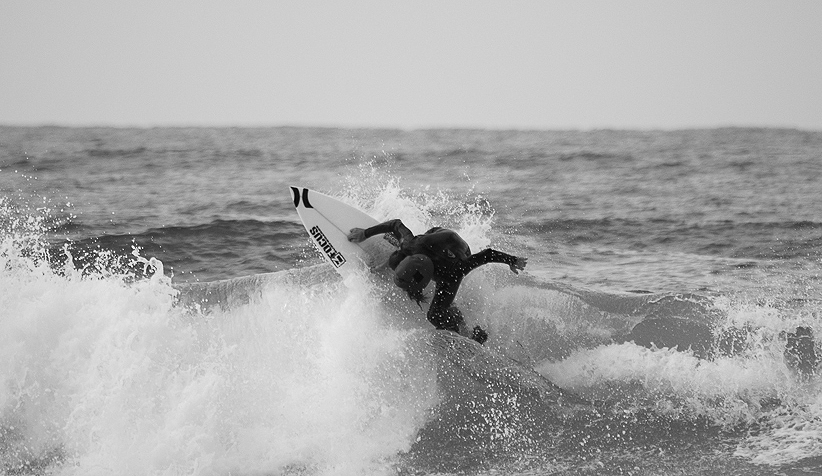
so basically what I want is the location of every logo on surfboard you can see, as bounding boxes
[310,225,346,268]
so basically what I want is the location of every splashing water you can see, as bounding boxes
[1,192,445,475]
[4,167,822,475]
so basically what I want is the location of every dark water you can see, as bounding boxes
[1,126,822,475]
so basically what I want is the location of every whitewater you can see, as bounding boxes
[1,126,822,475]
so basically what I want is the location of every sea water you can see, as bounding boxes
[1,126,822,475]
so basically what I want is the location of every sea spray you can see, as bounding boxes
[1,233,181,473]
[1,210,441,475]
[337,163,495,252]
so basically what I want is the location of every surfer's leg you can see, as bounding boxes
[427,279,488,344]
[428,279,462,332]
[437,307,488,344]
[430,306,464,333]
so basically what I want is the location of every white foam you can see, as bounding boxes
[735,390,822,465]
[0,236,440,475]
[538,342,790,428]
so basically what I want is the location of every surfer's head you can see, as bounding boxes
[393,254,434,294]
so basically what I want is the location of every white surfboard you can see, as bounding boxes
[290,186,397,276]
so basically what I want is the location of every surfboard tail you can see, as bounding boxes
[287,186,393,274]
[290,186,314,209]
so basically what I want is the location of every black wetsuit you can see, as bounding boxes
[361,219,518,332]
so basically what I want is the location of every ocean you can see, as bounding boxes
[1,126,821,475]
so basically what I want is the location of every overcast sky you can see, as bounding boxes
[2,1,821,130]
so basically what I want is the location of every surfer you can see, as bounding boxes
[348,219,527,344]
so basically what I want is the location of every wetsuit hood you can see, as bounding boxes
[393,254,434,292]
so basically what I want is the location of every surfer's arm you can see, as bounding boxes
[349,219,414,244]
[466,249,527,274]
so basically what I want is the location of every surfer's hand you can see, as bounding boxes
[510,256,527,274]
[348,228,366,243]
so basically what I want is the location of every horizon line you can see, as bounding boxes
[2,121,820,133]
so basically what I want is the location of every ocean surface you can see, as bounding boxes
[1,126,822,475]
